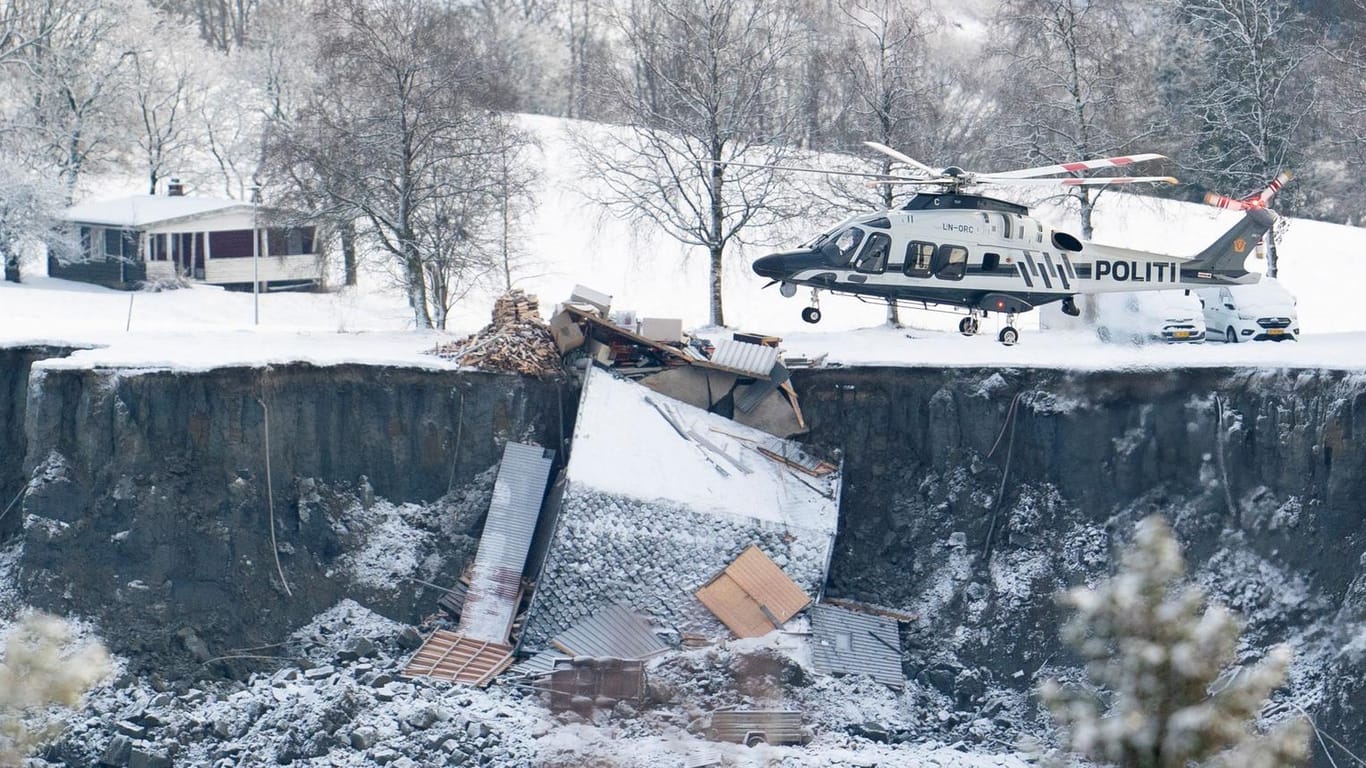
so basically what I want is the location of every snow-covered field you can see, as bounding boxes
[3,113,1365,371]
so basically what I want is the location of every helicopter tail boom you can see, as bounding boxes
[1179,208,1277,283]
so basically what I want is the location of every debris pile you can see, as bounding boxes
[429,289,562,377]
[551,284,809,437]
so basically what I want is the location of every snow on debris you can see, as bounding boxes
[564,368,839,530]
[521,369,840,647]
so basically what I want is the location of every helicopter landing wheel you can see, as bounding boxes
[958,315,979,336]
[801,307,822,324]
[998,327,1019,346]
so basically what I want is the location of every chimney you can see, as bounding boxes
[167,178,185,197]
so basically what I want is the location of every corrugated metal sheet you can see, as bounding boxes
[708,339,780,378]
[507,649,566,679]
[708,709,807,745]
[808,604,904,689]
[549,604,669,660]
[695,546,811,638]
[734,363,791,414]
[401,631,514,686]
[459,442,555,644]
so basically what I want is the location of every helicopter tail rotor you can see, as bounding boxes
[1202,170,1293,211]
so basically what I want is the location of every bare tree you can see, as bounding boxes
[991,0,1163,239]
[575,0,804,327]
[0,159,78,282]
[1158,0,1319,266]
[9,0,145,200]
[283,0,523,328]
[129,16,205,194]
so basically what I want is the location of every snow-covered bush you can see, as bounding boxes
[1040,516,1308,768]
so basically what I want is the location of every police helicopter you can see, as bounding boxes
[743,142,1276,345]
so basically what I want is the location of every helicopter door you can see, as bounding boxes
[932,244,968,280]
[853,232,891,274]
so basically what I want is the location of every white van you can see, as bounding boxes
[1043,291,1205,344]
[1195,278,1299,343]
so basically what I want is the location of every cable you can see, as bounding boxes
[983,392,1023,561]
[258,377,292,598]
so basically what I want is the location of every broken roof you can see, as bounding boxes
[695,545,812,638]
[808,604,905,689]
[401,631,514,687]
[565,369,839,529]
[550,603,669,659]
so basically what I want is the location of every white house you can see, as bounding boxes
[55,186,324,290]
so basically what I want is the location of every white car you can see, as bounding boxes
[1093,290,1206,344]
[1195,278,1299,343]
[1040,290,1206,344]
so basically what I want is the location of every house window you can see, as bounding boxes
[79,226,93,258]
[209,229,256,259]
[834,632,852,653]
[267,227,317,255]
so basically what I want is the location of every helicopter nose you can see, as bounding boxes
[753,252,790,279]
[753,249,823,280]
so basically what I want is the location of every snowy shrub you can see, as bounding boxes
[0,612,110,764]
[1039,516,1308,768]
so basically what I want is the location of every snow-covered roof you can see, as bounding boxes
[564,369,840,527]
[519,369,841,647]
[63,195,251,227]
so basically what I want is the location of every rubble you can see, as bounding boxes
[428,290,563,377]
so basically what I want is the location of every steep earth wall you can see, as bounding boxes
[10,357,573,677]
[4,350,1365,756]
[792,366,1366,753]
[0,346,76,538]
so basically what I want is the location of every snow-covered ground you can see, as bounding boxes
[3,113,1365,372]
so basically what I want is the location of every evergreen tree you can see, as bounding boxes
[1040,516,1308,768]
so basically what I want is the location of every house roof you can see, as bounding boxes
[808,603,905,689]
[695,545,812,638]
[549,603,670,660]
[458,442,555,644]
[63,195,252,228]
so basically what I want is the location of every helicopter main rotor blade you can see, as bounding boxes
[862,141,939,177]
[704,158,911,181]
[980,175,1178,187]
[984,153,1167,180]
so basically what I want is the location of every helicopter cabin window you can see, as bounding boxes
[903,241,936,277]
[833,227,866,265]
[854,232,891,274]
[982,252,1000,271]
[933,244,968,280]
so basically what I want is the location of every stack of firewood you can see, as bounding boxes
[428,290,563,377]
[491,290,539,324]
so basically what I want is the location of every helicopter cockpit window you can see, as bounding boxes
[832,227,865,265]
[904,241,936,277]
[933,244,968,280]
[853,232,891,274]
